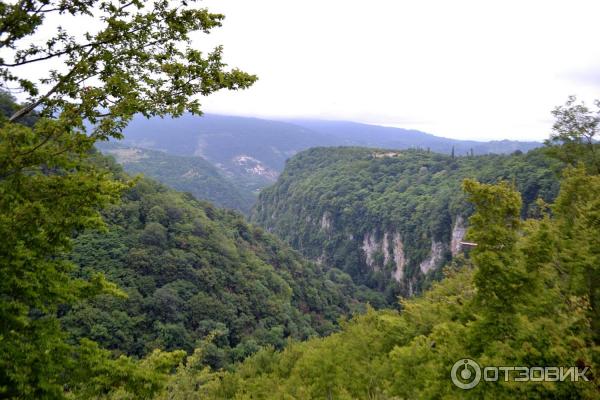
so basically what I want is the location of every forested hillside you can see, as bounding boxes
[62,157,380,369]
[253,147,560,302]
[2,1,599,398]
[98,143,256,213]
[172,139,600,399]
[119,114,543,193]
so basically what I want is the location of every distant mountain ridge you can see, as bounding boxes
[117,113,543,196]
[117,114,336,193]
[285,119,542,155]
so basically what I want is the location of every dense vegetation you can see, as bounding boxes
[0,0,257,397]
[1,1,599,398]
[98,142,256,213]
[63,159,378,368]
[169,144,600,399]
[253,147,561,302]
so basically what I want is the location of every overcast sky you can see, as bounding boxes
[196,0,600,141]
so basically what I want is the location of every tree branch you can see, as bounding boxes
[9,48,94,123]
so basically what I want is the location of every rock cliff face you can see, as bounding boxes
[261,198,473,299]
[320,211,333,232]
[359,230,414,284]
[355,215,468,287]
[361,231,407,279]
[361,231,380,271]
[308,208,479,299]
[450,215,467,256]
[390,233,406,282]
[419,240,444,274]
[360,228,449,284]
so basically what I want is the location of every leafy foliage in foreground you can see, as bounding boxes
[1,0,257,393]
[170,167,599,399]
[63,169,380,369]
[0,90,372,398]
[252,147,560,302]
[0,97,185,399]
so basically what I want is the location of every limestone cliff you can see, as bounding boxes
[361,231,406,282]
[419,240,444,274]
[450,215,467,256]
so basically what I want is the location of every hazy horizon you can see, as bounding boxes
[8,0,600,142]
[198,0,600,142]
[198,112,543,143]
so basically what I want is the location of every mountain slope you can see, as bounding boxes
[63,162,382,369]
[179,165,599,400]
[287,119,542,155]
[118,114,337,192]
[98,143,255,214]
[119,114,542,193]
[251,147,560,302]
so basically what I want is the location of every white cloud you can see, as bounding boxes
[198,0,600,141]
[6,1,600,141]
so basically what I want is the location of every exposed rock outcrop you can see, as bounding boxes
[362,231,406,281]
[181,168,201,178]
[391,233,406,282]
[105,147,148,163]
[362,231,379,270]
[382,232,390,265]
[450,215,467,256]
[419,240,444,274]
[320,211,332,232]
[232,155,278,180]
[373,151,401,158]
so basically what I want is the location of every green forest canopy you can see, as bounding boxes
[0,0,256,397]
[174,152,600,400]
[1,0,599,397]
[252,146,561,302]
[64,156,380,369]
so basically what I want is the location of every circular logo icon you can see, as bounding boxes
[451,359,481,390]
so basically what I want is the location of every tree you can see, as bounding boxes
[552,167,600,344]
[544,95,600,173]
[0,0,256,137]
[0,1,256,398]
[462,179,525,342]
